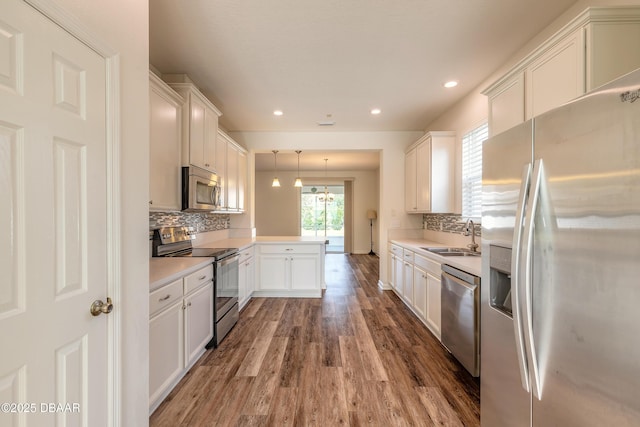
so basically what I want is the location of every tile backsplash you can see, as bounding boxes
[423,213,481,236]
[149,211,231,233]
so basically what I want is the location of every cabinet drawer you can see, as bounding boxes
[239,245,254,262]
[150,279,183,317]
[390,244,403,257]
[184,264,213,295]
[414,254,441,277]
[259,244,321,255]
[403,250,414,263]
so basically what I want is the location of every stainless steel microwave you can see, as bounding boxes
[181,166,221,212]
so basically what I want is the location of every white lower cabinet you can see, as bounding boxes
[149,264,214,414]
[149,299,184,410]
[389,246,443,341]
[393,253,404,297]
[238,246,255,309]
[403,261,414,305]
[413,264,428,320]
[255,244,323,297]
[184,282,214,367]
[258,255,288,290]
[388,251,396,291]
[425,271,442,340]
[416,253,442,340]
[291,255,320,290]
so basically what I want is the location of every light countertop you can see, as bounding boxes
[194,236,326,250]
[150,236,327,292]
[390,238,482,277]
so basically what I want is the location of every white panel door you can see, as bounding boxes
[0,1,110,426]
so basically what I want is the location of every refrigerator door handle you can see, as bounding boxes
[521,158,544,400]
[510,162,532,393]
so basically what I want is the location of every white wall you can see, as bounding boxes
[231,131,424,283]
[53,0,150,425]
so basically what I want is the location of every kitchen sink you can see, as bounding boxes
[421,247,481,257]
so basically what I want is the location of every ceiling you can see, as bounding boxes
[150,0,577,134]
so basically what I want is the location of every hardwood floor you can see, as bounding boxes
[150,254,480,426]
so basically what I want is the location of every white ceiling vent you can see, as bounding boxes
[317,114,335,126]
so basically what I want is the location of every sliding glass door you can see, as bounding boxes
[301,185,344,253]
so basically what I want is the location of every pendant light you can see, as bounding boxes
[318,158,335,203]
[294,150,303,187]
[271,150,280,187]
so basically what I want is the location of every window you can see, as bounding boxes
[461,122,488,218]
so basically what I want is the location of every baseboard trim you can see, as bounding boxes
[251,290,322,298]
[378,280,391,290]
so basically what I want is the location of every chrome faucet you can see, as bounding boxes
[464,219,479,252]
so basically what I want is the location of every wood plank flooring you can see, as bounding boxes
[150,254,480,426]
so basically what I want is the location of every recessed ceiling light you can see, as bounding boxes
[444,81,458,88]
[371,108,382,115]
[273,110,283,116]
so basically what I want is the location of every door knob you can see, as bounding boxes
[90,297,113,316]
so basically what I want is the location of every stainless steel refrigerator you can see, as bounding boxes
[481,68,640,426]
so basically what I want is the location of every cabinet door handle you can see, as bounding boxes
[159,294,171,302]
[198,275,207,280]
[285,248,293,251]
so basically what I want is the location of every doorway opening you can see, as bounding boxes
[301,184,344,253]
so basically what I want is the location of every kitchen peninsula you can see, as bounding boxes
[150,235,326,304]
[203,236,327,298]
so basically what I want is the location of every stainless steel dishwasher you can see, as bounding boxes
[441,264,480,377]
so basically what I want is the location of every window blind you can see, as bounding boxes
[461,122,488,218]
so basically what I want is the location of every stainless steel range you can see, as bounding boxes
[152,226,239,348]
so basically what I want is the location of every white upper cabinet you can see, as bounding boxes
[238,149,247,212]
[216,129,247,213]
[486,72,525,137]
[164,74,223,173]
[404,147,417,212]
[526,27,584,119]
[149,71,184,211]
[484,6,640,136]
[405,131,455,214]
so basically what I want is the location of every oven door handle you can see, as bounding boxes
[217,253,240,267]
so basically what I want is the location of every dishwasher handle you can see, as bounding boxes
[442,271,478,294]
[441,264,480,285]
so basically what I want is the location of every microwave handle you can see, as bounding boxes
[212,184,221,207]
